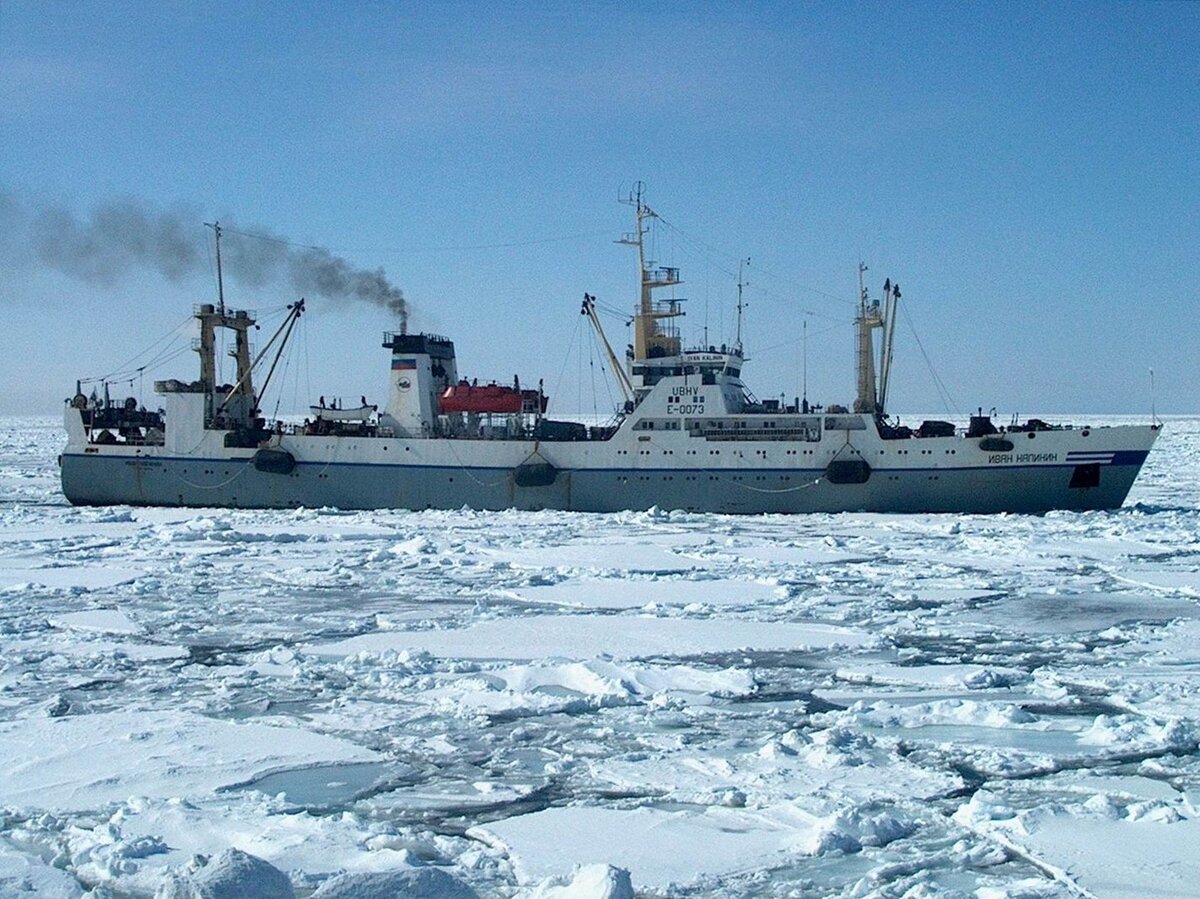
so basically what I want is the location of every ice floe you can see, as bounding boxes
[503,576,784,610]
[311,614,870,661]
[0,709,377,812]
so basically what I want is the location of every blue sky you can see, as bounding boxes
[1,1,1196,417]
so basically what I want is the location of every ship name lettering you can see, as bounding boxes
[988,452,1060,464]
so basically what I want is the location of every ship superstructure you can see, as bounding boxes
[61,193,1159,514]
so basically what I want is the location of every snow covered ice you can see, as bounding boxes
[1,415,1198,897]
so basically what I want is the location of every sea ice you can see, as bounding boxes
[504,577,783,610]
[309,866,479,898]
[0,414,1197,896]
[956,788,1200,898]
[48,607,142,634]
[0,840,83,897]
[154,848,294,899]
[0,709,378,812]
[311,614,870,661]
[475,801,914,890]
[524,864,633,899]
[0,563,145,590]
[480,540,708,574]
[472,805,798,889]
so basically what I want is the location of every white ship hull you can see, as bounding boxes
[61,413,1157,514]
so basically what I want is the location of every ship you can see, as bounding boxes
[61,190,1159,514]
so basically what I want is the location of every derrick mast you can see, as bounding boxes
[854,263,883,414]
[195,305,257,426]
[196,221,257,427]
[853,264,901,417]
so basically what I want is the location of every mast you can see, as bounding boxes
[851,268,900,417]
[853,262,884,414]
[195,221,256,426]
[735,258,750,353]
[618,183,683,362]
[204,221,226,316]
[801,318,809,413]
[877,279,900,415]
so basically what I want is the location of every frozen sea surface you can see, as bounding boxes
[1,415,1198,897]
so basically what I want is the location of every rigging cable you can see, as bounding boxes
[289,313,305,420]
[551,312,583,414]
[219,225,611,255]
[443,438,510,488]
[900,303,959,416]
[302,311,312,419]
[753,321,845,357]
[171,462,254,491]
[271,320,299,422]
[86,313,193,384]
[590,326,617,416]
[591,298,630,321]
[86,341,196,388]
[654,213,855,308]
[588,328,598,419]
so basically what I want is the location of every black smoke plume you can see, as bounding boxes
[0,192,407,329]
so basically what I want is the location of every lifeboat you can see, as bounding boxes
[310,403,376,422]
[440,381,548,414]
